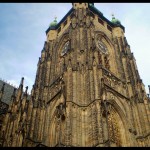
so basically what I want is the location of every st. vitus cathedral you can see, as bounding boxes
[0,3,150,147]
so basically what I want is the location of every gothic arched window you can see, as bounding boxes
[61,41,70,57]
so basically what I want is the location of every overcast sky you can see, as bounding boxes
[0,3,149,94]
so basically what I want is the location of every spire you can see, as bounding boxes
[19,77,24,89]
[49,16,57,27]
[23,86,28,97]
[111,13,121,26]
[38,57,41,66]
[11,88,17,102]
[21,86,28,112]
[31,85,35,97]
[42,41,47,52]
[112,13,115,19]
[16,77,24,102]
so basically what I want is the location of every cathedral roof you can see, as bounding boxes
[0,79,15,105]
[0,79,31,105]
[46,3,125,34]
[0,80,15,104]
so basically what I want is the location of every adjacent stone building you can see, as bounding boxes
[0,80,16,138]
[0,3,150,147]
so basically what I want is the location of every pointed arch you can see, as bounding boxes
[105,99,131,146]
[106,90,133,130]
[94,31,114,50]
[57,33,70,51]
[94,31,118,74]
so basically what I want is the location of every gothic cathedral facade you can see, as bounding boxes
[0,3,150,147]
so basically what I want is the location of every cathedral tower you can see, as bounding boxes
[1,3,150,147]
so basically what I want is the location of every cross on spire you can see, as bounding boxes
[111,13,115,19]
[54,16,57,21]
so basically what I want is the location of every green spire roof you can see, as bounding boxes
[111,14,121,26]
[50,17,57,27]
[89,3,94,6]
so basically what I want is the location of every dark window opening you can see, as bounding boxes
[104,56,110,70]
[98,18,104,25]
[58,27,61,33]
[64,20,67,27]
[98,51,102,65]
[107,25,112,32]
[70,13,74,19]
